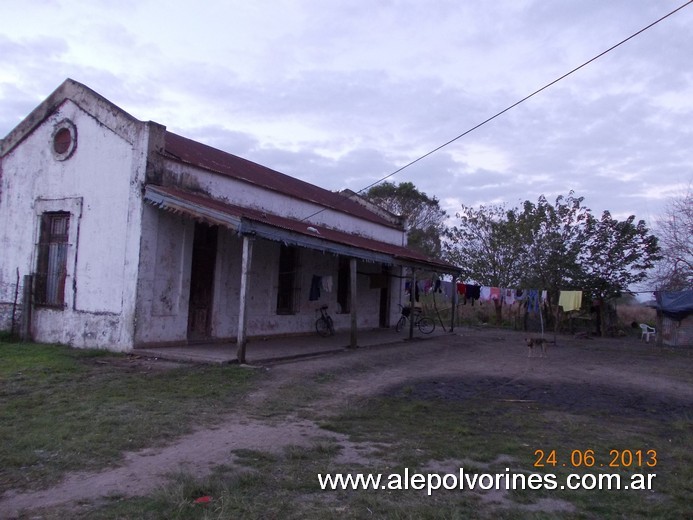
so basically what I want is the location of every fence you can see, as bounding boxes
[0,272,32,340]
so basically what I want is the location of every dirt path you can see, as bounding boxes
[1,329,691,517]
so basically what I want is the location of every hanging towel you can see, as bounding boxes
[480,286,492,301]
[322,275,333,293]
[559,291,583,312]
[490,287,501,301]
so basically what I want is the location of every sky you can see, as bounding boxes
[1,0,691,229]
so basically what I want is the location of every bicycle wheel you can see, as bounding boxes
[417,317,435,334]
[395,316,407,332]
[326,316,335,335]
[316,317,331,337]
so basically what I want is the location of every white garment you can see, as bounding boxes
[322,276,333,293]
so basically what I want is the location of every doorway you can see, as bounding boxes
[378,266,391,327]
[187,222,218,339]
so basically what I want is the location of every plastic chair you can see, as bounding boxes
[639,324,656,342]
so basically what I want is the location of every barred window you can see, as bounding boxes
[35,212,70,307]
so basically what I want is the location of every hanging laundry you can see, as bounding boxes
[457,282,467,295]
[490,287,501,301]
[559,290,583,312]
[466,285,481,301]
[503,288,515,306]
[406,281,421,301]
[526,289,541,313]
[322,275,333,293]
[480,286,492,301]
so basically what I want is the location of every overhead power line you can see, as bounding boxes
[301,0,692,222]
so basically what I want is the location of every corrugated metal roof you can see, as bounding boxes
[163,131,399,229]
[145,185,459,273]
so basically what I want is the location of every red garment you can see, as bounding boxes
[457,283,467,295]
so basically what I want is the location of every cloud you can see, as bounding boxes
[1,0,691,230]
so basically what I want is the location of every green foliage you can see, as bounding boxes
[443,204,523,286]
[513,193,589,297]
[580,211,661,300]
[365,181,447,257]
[443,192,661,311]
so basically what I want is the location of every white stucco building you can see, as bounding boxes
[0,79,456,356]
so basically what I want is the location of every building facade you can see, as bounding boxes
[0,79,455,352]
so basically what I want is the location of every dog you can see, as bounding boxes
[525,337,550,358]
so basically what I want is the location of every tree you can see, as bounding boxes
[443,204,524,324]
[578,211,660,335]
[514,193,590,306]
[580,212,661,301]
[650,186,693,290]
[443,192,660,335]
[364,181,447,257]
[443,204,523,287]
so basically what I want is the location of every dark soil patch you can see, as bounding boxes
[387,376,692,420]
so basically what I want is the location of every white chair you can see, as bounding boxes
[639,324,656,342]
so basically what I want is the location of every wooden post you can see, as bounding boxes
[409,269,416,339]
[20,274,32,342]
[449,282,456,332]
[236,235,254,364]
[349,257,358,348]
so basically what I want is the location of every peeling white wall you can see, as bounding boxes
[134,209,399,346]
[128,153,410,346]
[0,99,148,350]
[162,161,405,245]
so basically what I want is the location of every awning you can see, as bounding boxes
[144,184,459,273]
[654,290,693,321]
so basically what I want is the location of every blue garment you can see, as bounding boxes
[526,289,540,313]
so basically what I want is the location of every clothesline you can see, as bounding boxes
[408,280,585,312]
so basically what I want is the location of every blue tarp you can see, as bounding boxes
[654,290,693,321]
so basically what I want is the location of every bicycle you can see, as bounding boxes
[315,305,335,337]
[395,304,435,334]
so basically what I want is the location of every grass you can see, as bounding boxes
[35,381,692,519]
[45,395,692,519]
[3,338,691,519]
[0,341,259,492]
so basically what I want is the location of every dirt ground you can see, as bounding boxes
[1,328,691,517]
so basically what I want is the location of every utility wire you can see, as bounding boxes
[301,0,693,222]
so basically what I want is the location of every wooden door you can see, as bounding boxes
[187,223,218,339]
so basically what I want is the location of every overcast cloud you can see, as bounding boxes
[1,0,691,226]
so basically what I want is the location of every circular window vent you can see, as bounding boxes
[51,120,77,160]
